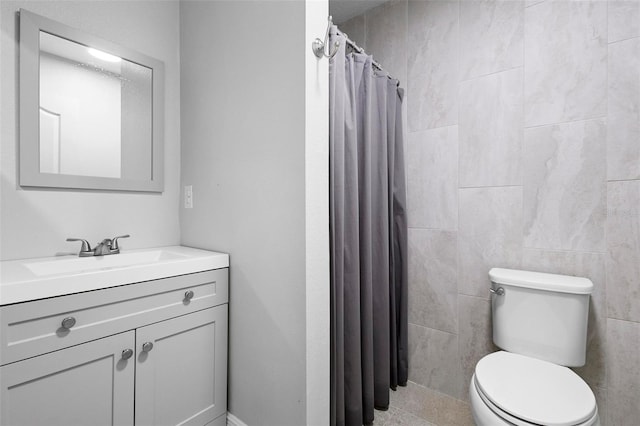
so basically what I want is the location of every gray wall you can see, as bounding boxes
[0,0,182,260]
[179,1,308,425]
[341,1,640,425]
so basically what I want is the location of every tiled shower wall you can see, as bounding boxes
[339,1,640,424]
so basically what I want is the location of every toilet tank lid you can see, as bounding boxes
[489,268,594,295]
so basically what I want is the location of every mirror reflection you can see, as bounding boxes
[38,31,153,180]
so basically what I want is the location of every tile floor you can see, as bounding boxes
[371,381,474,426]
[372,406,435,426]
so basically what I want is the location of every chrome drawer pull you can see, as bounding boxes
[121,349,133,360]
[489,287,505,296]
[142,342,154,353]
[61,316,76,329]
[184,290,195,301]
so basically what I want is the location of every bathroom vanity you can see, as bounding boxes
[0,246,229,426]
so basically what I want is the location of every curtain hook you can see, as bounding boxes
[313,16,340,59]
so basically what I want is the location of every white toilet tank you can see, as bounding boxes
[489,268,593,367]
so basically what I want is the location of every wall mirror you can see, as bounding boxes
[19,9,164,192]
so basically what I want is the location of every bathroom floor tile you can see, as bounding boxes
[382,382,473,426]
[373,406,437,426]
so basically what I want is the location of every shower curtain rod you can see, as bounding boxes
[338,29,384,72]
[313,16,399,83]
[337,27,399,84]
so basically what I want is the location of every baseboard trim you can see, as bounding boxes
[227,413,248,426]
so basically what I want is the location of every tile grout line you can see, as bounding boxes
[523,114,608,131]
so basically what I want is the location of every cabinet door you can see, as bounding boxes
[135,306,228,426]
[0,331,135,426]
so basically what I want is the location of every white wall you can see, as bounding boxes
[305,1,330,424]
[180,1,328,424]
[1,1,330,422]
[0,0,181,260]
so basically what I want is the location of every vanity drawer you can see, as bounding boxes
[0,268,228,366]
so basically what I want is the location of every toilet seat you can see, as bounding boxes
[474,351,598,426]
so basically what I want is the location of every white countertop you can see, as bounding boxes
[0,246,229,305]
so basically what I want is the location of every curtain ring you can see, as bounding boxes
[312,16,340,59]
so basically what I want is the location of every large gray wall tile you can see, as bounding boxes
[408,229,458,334]
[458,295,496,402]
[608,38,640,181]
[407,126,458,229]
[408,324,463,399]
[458,186,523,299]
[366,0,407,86]
[459,68,523,187]
[525,0,545,8]
[592,386,608,426]
[608,0,640,43]
[523,119,606,252]
[522,249,607,389]
[607,319,640,426]
[408,0,459,131]
[524,0,607,127]
[459,0,523,80]
[606,180,640,322]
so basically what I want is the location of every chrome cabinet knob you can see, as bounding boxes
[142,342,154,353]
[121,349,133,360]
[489,287,505,296]
[61,316,76,329]
[184,290,195,301]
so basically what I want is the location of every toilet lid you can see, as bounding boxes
[475,351,596,426]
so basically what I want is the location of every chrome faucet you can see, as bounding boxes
[94,239,113,256]
[67,235,130,257]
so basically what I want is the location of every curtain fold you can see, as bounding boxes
[329,26,408,426]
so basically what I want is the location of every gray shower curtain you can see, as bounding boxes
[329,26,408,426]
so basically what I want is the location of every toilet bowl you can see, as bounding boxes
[469,351,599,426]
[470,269,599,426]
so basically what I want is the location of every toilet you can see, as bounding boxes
[469,268,599,426]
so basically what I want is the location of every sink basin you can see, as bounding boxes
[25,249,189,276]
[0,246,229,305]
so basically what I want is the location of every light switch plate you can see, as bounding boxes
[184,185,193,208]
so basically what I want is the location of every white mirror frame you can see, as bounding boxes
[19,9,164,192]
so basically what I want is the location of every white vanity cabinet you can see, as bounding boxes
[0,267,228,426]
[135,306,228,426]
[1,330,136,425]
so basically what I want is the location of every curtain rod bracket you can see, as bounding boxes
[313,16,339,59]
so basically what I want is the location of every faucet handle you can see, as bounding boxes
[66,238,92,253]
[111,234,130,250]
